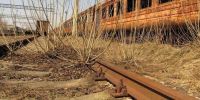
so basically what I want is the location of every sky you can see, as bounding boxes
[0,0,98,29]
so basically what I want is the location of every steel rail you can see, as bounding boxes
[91,61,197,100]
[0,36,39,58]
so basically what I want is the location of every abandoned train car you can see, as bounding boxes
[63,0,199,43]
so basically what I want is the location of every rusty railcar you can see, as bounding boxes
[63,0,199,43]
[100,0,199,29]
[63,5,98,35]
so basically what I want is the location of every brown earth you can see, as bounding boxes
[0,45,124,100]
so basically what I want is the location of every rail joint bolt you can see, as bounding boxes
[110,79,128,98]
[95,67,106,81]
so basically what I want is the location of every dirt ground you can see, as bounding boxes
[0,39,131,100]
[2,36,200,99]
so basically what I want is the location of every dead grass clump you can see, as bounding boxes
[62,36,112,64]
[192,67,200,80]
[45,45,79,61]
[72,37,200,96]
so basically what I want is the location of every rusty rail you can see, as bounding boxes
[0,36,39,58]
[91,61,196,100]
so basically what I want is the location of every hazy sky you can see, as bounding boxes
[0,0,97,29]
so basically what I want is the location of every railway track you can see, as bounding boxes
[0,35,197,99]
[91,61,197,100]
[0,36,38,58]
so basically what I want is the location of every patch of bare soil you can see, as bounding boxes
[0,46,113,100]
[3,46,89,81]
[0,80,111,100]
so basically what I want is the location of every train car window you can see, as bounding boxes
[159,0,172,4]
[93,8,95,21]
[141,0,152,9]
[85,15,87,22]
[109,4,114,17]
[77,19,80,24]
[127,0,136,12]
[83,15,86,22]
[102,7,107,19]
[117,1,123,15]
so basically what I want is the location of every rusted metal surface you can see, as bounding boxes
[110,79,129,98]
[101,0,199,30]
[95,67,107,81]
[100,0,199,30]
[91,61,197,100]
[0,36,38,58]
[62,0,199,34]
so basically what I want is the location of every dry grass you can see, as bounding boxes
[0,36,33,45]
[0,0,199,98]
[62,36,200,97]
[107,42,200,97]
